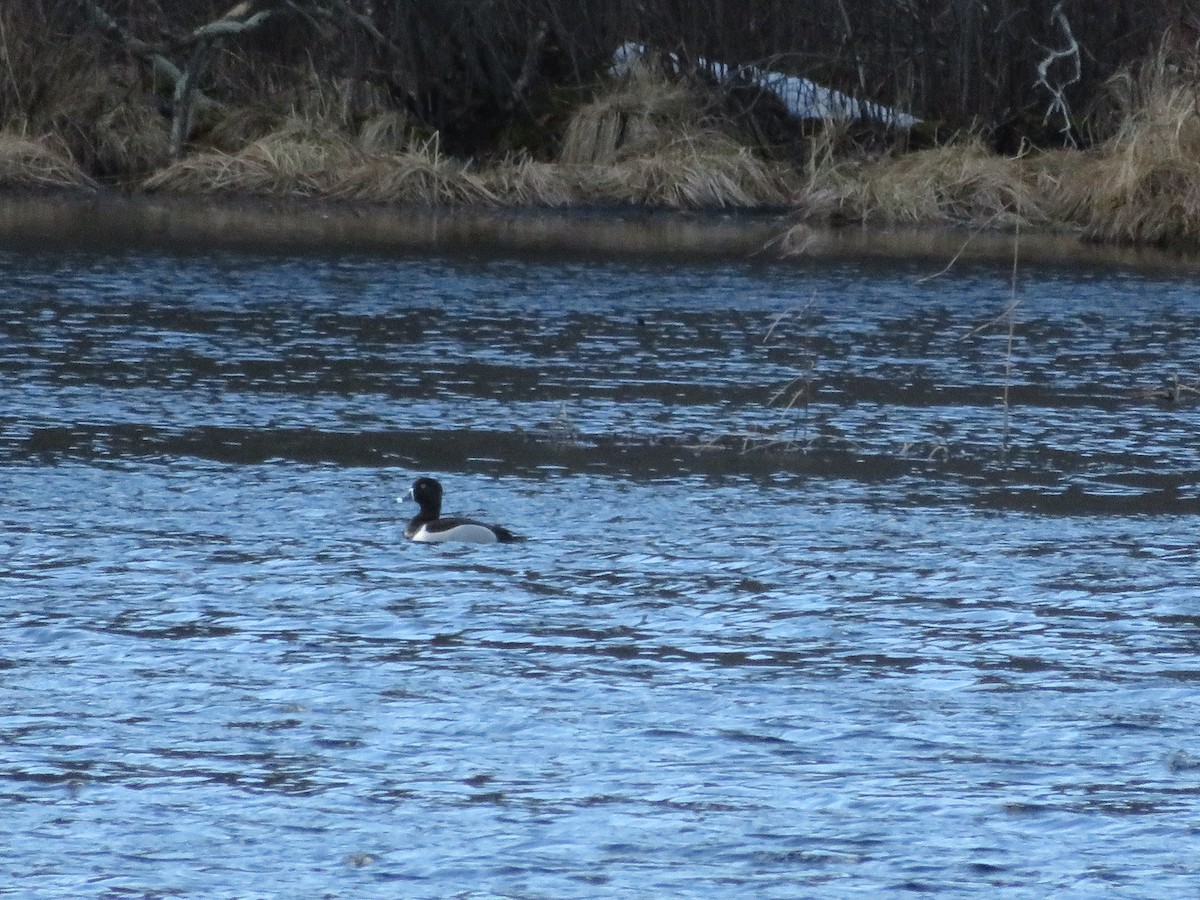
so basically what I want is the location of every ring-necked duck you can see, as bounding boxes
[402,476,517,544]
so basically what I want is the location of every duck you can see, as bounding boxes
[402,476,517,544]
[1130,373,1200,404]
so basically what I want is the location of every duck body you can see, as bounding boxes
[403,477,517,544]
[407,519,513,543]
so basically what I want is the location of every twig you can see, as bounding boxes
[960,292,1021,341]
[915,210,1007,284]
[762,295,815,344]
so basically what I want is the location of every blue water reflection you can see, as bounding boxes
[2,247,1200,896]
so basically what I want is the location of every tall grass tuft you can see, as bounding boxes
[0,3,168,178]
[1054,50,1200,245]
[145,118,494,205]
[481,155,576,206]
[0,134,94,189]
[801,138,1046,227]
[145,118,349,196]
[91,101,171,176]
[559,70,699,166]
[331,135,495,205]
[559,69,797,208]
[587,134,795,208]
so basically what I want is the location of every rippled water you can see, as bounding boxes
[4,239,1200,896]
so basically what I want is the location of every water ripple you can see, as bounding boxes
[3,249,1200,896]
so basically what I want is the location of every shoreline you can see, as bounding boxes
[4,188,1200,273]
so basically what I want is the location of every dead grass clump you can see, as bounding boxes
[202,106,285,154]
[559,68,796,208]
[145,118,359,196]
[0,3,185,180]
[0,5,106,131]
[190,72,397,157]
[559,71,699,165]
[1053,51,1200,245]
[357,112,414,155]
[147,120,494,205]
[289,74,395,134]
[481,156,577,206]
[92,100,170,176]
[584,134,796,208]
[331,137,495,205]
[802,138,1045,226]
[0,133,94,189]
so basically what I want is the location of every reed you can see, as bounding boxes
[757,299,819,453]
[1001,223,1020,453]
[1053,50,1200,245]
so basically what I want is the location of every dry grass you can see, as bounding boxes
[586,135,796,208]
[773,43,1200,249]
[0,6,106,132]
[91,100,170,176]
[1052,51,1200,245]
[331,136,495,205]
[480,155,576,206]
[801,138,1047,227]
[0,4,167,180]
[146,119,494,205]
[559,71,699,165]
[9,9,1200,248]
[147,70,798,209]
[0,133,94,189]
[202,106,285,154]
[145,119,349,196]
[558,69,797,208]
[358,112,414,155]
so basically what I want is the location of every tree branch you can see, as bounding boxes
[1034,3,1081,147]
[78,0,185,87]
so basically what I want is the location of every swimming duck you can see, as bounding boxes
[1131,373,1200,404]
[402,477,517,544]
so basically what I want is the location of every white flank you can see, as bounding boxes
[411,523,499,544]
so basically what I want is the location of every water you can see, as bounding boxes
[4,239,1200,897]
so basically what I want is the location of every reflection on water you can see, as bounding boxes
[3,242,1200,896]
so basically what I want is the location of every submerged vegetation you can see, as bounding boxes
[5,1,1200,247]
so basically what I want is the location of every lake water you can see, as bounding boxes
[3,231,1200,897]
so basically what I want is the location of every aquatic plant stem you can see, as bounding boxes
[1002,221,1020,453]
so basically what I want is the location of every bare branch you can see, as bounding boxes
[1034,3,1081,148]
[168,5,282,159]
[509,20,548,111]
[78,0,184,87]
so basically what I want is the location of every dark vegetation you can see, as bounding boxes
[3,1,1200,245]
[5,1,1184,160]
